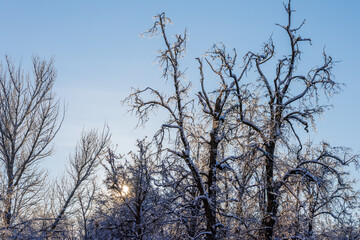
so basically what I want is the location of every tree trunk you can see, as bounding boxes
[205,119,220,240]
[261,142,278,240]
[4,190,12,227]
[3,170,14,228]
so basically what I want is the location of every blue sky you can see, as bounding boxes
[0,0,359,176]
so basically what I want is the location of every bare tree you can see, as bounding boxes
[0,56,62,236]
[126,13,232,239]
[209,1,358,238]
[46,128,110,237]
[124,1,359,239]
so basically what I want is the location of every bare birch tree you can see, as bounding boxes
[0,56,62,237]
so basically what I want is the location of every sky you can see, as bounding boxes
[0,0,359,177]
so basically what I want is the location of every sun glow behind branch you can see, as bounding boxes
[121,185,129,196]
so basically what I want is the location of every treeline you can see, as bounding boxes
[0,1,359,239]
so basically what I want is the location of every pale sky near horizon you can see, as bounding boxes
[0,0,359,177]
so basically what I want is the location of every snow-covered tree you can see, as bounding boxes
[125,1,359,239]
[89,139,165,239]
